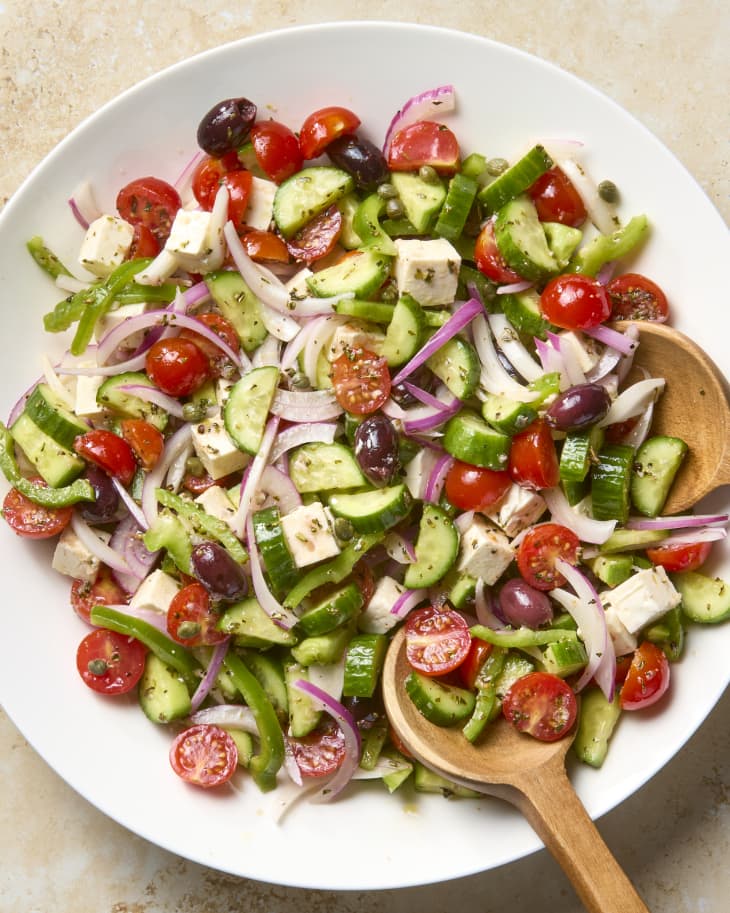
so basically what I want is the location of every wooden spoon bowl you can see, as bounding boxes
[383,628,651,913]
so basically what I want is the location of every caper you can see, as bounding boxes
[185,456,205,477]
[334,517,355,541]
[87,659,108,676]
[385,198,404,219]
[377,182,398,199]
[379,282,398,302]
[598,180,620,203]
[182,401,209,422]
[177,621,202,640]
[486,157,509,176]
[289,371,312,390]
[418,164,439,184]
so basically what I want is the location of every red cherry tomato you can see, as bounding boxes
[289,719,347,777]
[286,204,343,262]
[250,120,303,183]
[606,272,669,322]
[405,606,472,677]
[74,429,137,486]
[118,418,164,471]
[620,641,671,711]
[646,540,713,574]
[387,121,460,175]
[473,219,522,284]
[444,460,512,511]
[240,229,291,264]
[528,166,587,227]
[76,628,146,695]
[517,523,581,591]
[128,224,160,259]
[71,566,129,625]
[182,470,219,495]
[145,337,210,397]
[331,347,391,415]
[169,724,238,788]
[179,312,240,379]
[459,639,493,690]
[167,582,228,647]
[540,274,612,330]
[508,418,560,490]
[116,176,181,244]
[299,106,361,160]
[192,155,237,208]
[2,486,73,539]
[502,671,578,741]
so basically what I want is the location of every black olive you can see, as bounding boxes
[197,97,257,157]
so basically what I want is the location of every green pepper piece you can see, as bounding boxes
[644,605,685,661]
[115,281,179,306]
[283,532,384,609]
[0,422,95,507]
[569,215,649,277]
[353,194,398,256]
[359,716,389,771]
[143,510,193,575]
[222,652,285,792]
[27,236,72,280]
[470,624,579,649]
[155,488,247,565]
[44,287,99,333]
[462,646,507,743]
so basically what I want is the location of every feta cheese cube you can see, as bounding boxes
[601,566,682,635]
[165,209,214,272]
[392,238,461,307]
[191,411,249,480]
[51,526,111,584]
[286,267,314,301]
[326,321,385,361]
[603,604,638,656]
[404,448,440,500]
[456,516,514,585]
[129,569,181,615]
[280,502,341,568]
[195,485,237,530]
[244,176,276,231]
[484,483,547,537]
[79,215,134,278]
[74,372,105,421]
[359,575,406,634]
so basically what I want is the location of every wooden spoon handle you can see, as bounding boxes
[514,766,650,913]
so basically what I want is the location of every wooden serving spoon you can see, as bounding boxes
[614,320,730,514]
[382,627,650,913]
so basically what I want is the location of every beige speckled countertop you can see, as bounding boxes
[1,3,728,912]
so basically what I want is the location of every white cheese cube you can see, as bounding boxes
[359,575,406,634]
[558,331,602,375]
[404,448,440,500]
[74,373,105,421]
[244,176,277,231]
[51,526,111,584]
[286,267,314,301]
[392,238,461,307]
[195,485,237,530]
[95,302,148,348]
[79,215,134,278]
[165,209,214,272]
[191,411,249,480]
[603,604,638,657]
[280,502,341,568]
[601,566,682,635]
[484,483,547,538]
[129,569,181,615]
[326,321,385,361]
[456,516,514,585]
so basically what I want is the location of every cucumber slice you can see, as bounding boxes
[481,393,537,436]
[238,649,289,720]
[405,671,476,726]
[434,173,479,242]
[96,371,168,430]
[24,384,88,450]
[500,288,553,340]
[10,413,85,487]
[273,166,354,238]
[223,365,279,455]
[477,144,553,213]
[591,444,635,523]
[381,294,425,367]
[328,484,412,533]
[343,633,388,698]
[559,427,605,483]
[542,639,588,678]
[305,249,392,299]
[443,410,511,470]
[403,504,459,588]
[353,193,397,256]
[138,653,191,724]
[573,687,621,768]
[390,171,447,233]
[630,435,688,518]
[297,583,363,637]
[288,442,367,493]
[334,299,395,324]
[252,506,299,597]
[412,762,481,798]
[336,193,364,249]
[291,623,354,666]
[493,195,559,283]
[217,597,298,648]
[543,221,583,268]
[671,571,730,624]
[425,336,480,400]
[284,661,322,737]
[599,528,666,554]
[206,270,268,352]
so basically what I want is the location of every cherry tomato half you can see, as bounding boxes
[145,337,210,397]
[517,523,581,591]
[179,312,240,379]
[128,224,160,260]
[250,120,303,183]
[116,176,181,244]
[2,485,73,539]
[473,219,522,285]
[620,641,671,711]
[74,429,137,486]
[387,121,460,175]
[528,166,587,227]
[76,628,146,695]
[646,540,713,574]
[286,204,343,262]
[191,153,241,208]
[405,606,472,677]
[118,418,165,471]
[71,566,129,625]
[540,274,612,331]
[289,719,347,778]
[459,639,494,691]
[239,229,291,264]
[331,346,391,415]
[444,460,512,511]
[169,724,238,788]
[508,418,560,490]
[606,272,669,322]
[167,582,228,647]
[502,671,578,741]
[299,106,361,160]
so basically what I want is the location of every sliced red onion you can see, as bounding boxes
[496,280,534,296]
[627,513,728,531]
[68,180,101,229]
[38,355,74,410]
[251,334,281,368]
[553,558,616,700]
[57,350,148,377]
[101,602,168,632]
[190,702,258,734]
[585,346,622,383]
[269,422,338,463]
[71,513,134,578]
[246,514,300,630]
[111,477,149,530]
[548,331,585,386]
[231,417,280,537]
[475,579,505,630]
[390,587,427,619]
[302,315,349,384]
[109,515,158,589]
[542,487,616,545]
[583,323,638,357]
[598,377,665,427]
[392,297,482,387]
[285,292,355,319]
[454,510,475,535]
[549,155,617,235]
[283,738,305,787]
[403,396,462,436]
[384,532,417,564]
[178,280,212,312]
[174,150,205,193]
[292,679,361,801]
[534,335,569,389]
[308,657,346,702]
[619,400,654,449]
[258,464,302,515]
[595,262,616,286]
[134,249,179,286]
[190,639,231,712]
[141,424,193,527]
[615,324,640,384]
[424,453,453,503]
[116,383,186,419]
[650,527,727,548]
[488,314,543,382]
[270,388,343,423]
[473,314,542,401]
[382,84,456,158]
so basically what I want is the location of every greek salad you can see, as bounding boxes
[3,85,729,804]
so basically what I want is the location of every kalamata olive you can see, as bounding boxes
[498,577,554,629]
[390,366,436,408]
[545,382,611,432]
[80,465,119,524]
[327,134,389,191]
[197,97,257,157]
[354,414,399,486]
[190,541,247,601]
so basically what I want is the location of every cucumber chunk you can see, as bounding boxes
[343,633,388,698]
[284,661,322,737]
[630,435,688,518]
[297,583,363,637]
[217,597,298,648]
[10,413,85,487]
[573,687,621,768]
[305,249,392,299]
[97,371,168,430]
[425,336,480,400]
[206,270,268,352]
[591,443,635,523]
[24,383,88,450]
[381,294,425,367]
[478,145,553,213]
[138,653,191,724]
[390,171,447,233]
[494,195,558,282]
[273,166,354,238]
[443,410,511,470]
[403,504,459,588]
[328,484,412,534]
[672,571,730,624]
[223,365,280,455]
[405,671,476,726]
[289,442,367,493]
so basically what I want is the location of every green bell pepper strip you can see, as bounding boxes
[283,532,384,609]
[462,646,507,743]
[89,604,201,690]
[569,215,649,277]
[222,652,285,792]
[0,422,95,507]
[143,510,194,575]
[470,625,579,649]
[114,281,179,306]
[155,488,247,565]
[26,236,72,280]
[353,194,398,256]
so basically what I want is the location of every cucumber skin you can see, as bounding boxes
[138,653,191,724]
[671,571,730,624]
[573,688,621,768]
[405,671,476,726]
[273,166,354,238]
